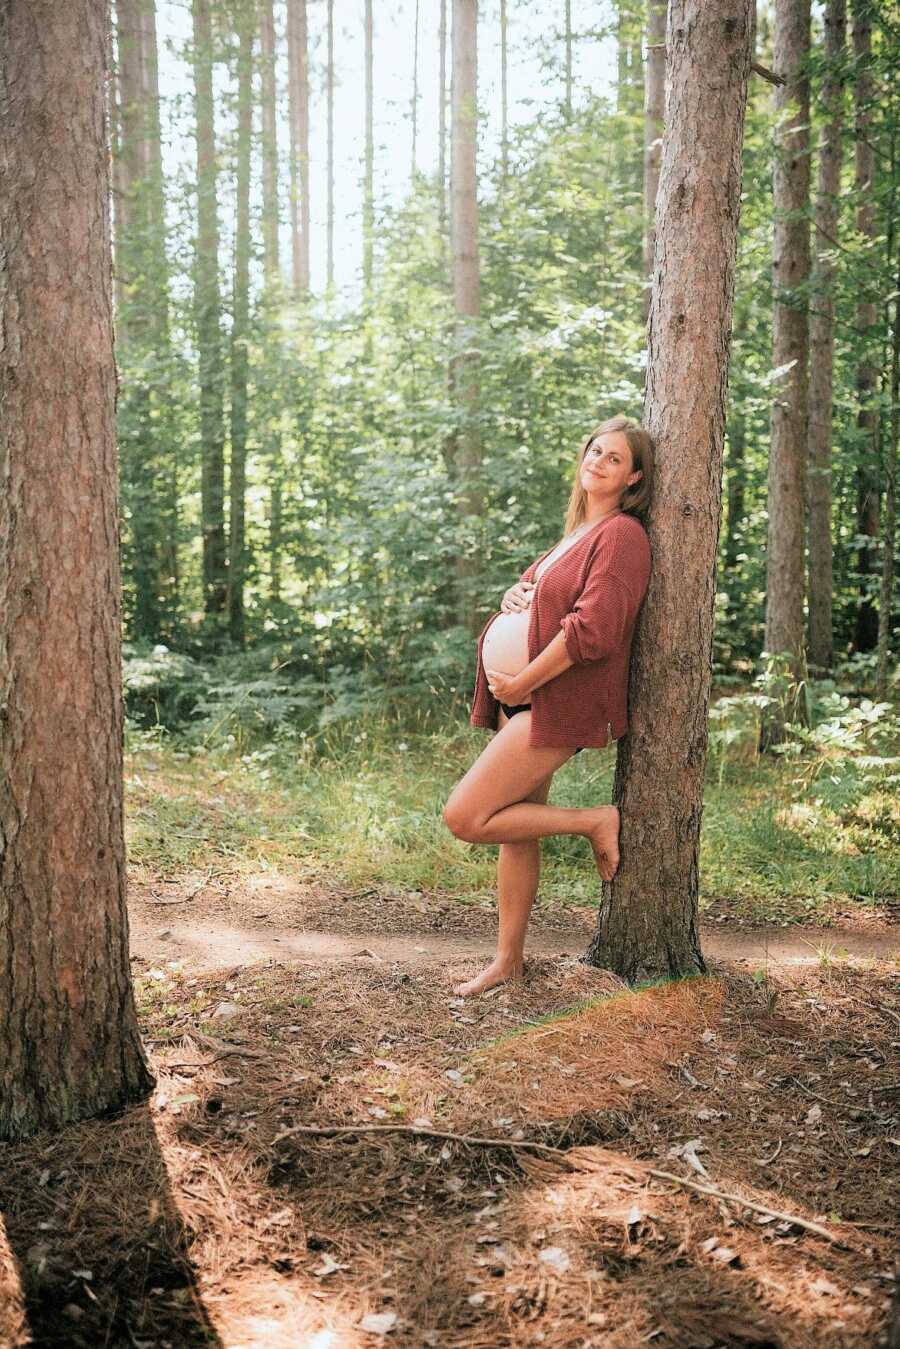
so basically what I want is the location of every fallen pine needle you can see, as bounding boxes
[646,1167,848,1247]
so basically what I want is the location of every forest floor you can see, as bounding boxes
[1,867,898,1348]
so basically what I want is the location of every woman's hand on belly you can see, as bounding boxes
[485,668,532,705]
[500,581,535,613]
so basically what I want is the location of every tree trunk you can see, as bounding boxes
[724,409,747,572]
[852,0,880,653]
[439,0,449,241]
[287,0,310,295]
[363,0,374,299]
[642,0,666,320]
[876,246,899,698]
[326,0,335,292]
[761,0,811,743]
[451,0,481,632]
[259,0,284,602]
[807,0,845,675]
[115,0,175,640]
[500,0,508,181]
[229,4,253,646]
[0,0,153,1140]
[192,0,227,617]
[260,0,280,282]
[411,0,420,179]
[564,0,573,121]
[584,0,754,983]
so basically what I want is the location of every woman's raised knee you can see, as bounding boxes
[442,800,482,843]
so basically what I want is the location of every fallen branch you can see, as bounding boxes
[273,1122,566,1155]
[645,1168,847,1247]
[271,1123,849,1244]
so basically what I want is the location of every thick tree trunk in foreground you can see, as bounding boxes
[584,0,754,983]
[0,0,153,1139]
[192,0,227,616]
[762,0,811,741]
[852,2,880,653]
[287,0,310,294]
[807,0,846,674]
[451,0,482,632]
[642,0,666,319]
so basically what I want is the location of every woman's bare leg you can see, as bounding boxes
[443,711,621,879]
[446,710,620,997]
[453,766,552,998]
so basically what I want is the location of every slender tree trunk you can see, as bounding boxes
[877,265,899,698]
[363,0,374,299]
[260,0,280,282]
[229,6,253,646]
[192,0,227,617]
[451,0,481,632]
[0,0,153,1140]
[326,0,335,292]
[139,0,179,621]
[807,0,846,675]
[761,0,811,743]
[564,0,573,121]
[287,0,311,294]
[852,0,880,652]
[259,0,284,602]
[642,0,666,320]
[439,0,449,242]
[725,408,747,572]
[500,0,508,181]
[411,0,420,179]
[584,0,754,982]
[115,0,161,638]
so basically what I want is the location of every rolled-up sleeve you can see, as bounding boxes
[560,562,641,665]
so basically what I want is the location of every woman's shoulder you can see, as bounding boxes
[598,511,650,556]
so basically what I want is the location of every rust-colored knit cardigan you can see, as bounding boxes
[470,511,651,749]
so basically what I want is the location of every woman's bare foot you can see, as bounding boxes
[453,956,523,998]
[587,805,621,882]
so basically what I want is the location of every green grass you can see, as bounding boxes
[125,706,900,925]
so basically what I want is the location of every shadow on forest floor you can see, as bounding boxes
[1,946,898,1346]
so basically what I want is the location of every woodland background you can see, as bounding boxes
[115,0,900,745]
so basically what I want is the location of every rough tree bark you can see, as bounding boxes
[0,0,153,1140]
[192,0,227,616]
[876,245,899,698]
[229,3,253,646]
[259,0,284,602]
[584,0,755,982]
[451,0,482,632]
[807,0,846,675]
[642,0,666,320]
[762,0,810,741]
[852,0,880,653]
[287,0,310,294]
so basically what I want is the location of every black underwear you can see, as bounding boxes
[499,702,583,754]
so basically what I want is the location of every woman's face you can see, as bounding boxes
[579,431,642,500]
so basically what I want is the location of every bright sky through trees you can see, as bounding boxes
[157,1,619,301]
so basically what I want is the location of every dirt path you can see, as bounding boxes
[129,876,899,973]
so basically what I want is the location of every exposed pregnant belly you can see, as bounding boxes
[481,608,532,681]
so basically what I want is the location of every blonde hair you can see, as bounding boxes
[563,415,655,534]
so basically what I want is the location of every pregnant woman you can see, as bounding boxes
[443,415,654,997]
